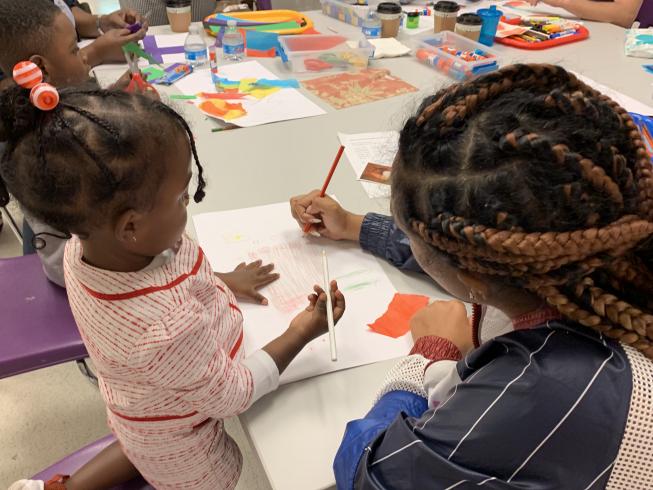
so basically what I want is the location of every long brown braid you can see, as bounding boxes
[392,64,653,358]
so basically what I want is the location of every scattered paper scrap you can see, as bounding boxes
[199,99,247,120]
[302,69,417,110]
[142,63,192,85]
[368,293,430,338]
[338,131,399,198]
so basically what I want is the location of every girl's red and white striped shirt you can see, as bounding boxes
[64,234,278,490]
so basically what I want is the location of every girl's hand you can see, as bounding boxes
[290,191,364,241]
[217,261,280,305]
[289,281,346,343]
[410,300,474,355]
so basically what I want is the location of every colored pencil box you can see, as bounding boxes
[495,17,589,50]
[414,31,502,81]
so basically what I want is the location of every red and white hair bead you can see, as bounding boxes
[12,61,59,111]
[12,61,43,89]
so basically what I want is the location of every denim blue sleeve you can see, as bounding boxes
[359,213,423,273]
[629,113,653,158]
[333,391,428,490]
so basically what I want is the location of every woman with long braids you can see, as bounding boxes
[332,64,653,489]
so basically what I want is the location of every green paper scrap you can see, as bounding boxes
[170,94,198,100]
[142,66,166,81]
[122,42,159,65]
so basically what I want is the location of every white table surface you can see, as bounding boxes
[95,11,651,490]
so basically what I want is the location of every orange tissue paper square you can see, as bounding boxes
[368,293,430,338]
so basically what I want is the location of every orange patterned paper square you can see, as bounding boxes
[302,69,418,110]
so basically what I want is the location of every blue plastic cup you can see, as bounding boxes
[477,5,502,46]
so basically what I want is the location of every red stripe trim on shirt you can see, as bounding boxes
[82,249,205,301]
[229,331,243,359]
[110,409,199,422]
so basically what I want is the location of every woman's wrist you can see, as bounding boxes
[343,213,364,242]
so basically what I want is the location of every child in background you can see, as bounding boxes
[1,85,345,489]
[0,0,146,287]
[53,0,149,66]
[5,0,272,302]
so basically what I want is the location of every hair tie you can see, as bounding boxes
[12,61,59,111]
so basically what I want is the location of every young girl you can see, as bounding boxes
[1,84,345,489]
[333,64,653,488]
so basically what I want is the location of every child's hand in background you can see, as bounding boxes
[217,261,280,305]
[410,300,474,355]
[289,281,346,343]
[290,191,364,241]
[99,8,148,33]
[84,28,147,65]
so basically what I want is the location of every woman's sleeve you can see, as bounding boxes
[334,336,462,489]
[128,298,279,418]
[359,213,423,273]
[351,327,629,489]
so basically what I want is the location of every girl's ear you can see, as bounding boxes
[114,209,145,249]
[28,54,48,80]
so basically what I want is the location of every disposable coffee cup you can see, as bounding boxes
[434,1,460,33]
[377,2,402,38]
[166,0,192,33]
[455,13,483,41]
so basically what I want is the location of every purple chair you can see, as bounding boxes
[0,254,89,379]
[32,435,152,489]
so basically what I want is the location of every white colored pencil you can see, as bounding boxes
[322,249,337,362]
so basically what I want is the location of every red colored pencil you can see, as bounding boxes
[304,145,345,233]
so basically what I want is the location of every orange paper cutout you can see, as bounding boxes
[368,293,430,338]
[198,99,246,120]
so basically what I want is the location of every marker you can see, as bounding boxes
[303,145,345,234]
[550,29,577,39]
[322,250,337,362]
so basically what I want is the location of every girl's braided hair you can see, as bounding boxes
[392,64,653,358]
[0,85,206,240]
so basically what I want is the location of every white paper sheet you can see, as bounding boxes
[154,33,188,48]
[338,131,399,198]
[193,202,412,384]
[175,61,326,127]
[574,73,653,116]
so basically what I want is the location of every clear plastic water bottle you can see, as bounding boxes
[222,20,245,62]
[362,12,382,39]
[184,24,208,67]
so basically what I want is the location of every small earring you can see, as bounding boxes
[469,290,477,302]
[132,235,137,243]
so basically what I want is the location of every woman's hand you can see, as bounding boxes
[217,260,280,305]
[289,281,346,343]
[410,300,474,355]
[290,191,364,241]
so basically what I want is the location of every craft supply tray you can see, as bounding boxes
[278,34,373,73]
[413,31,502,81]
[320,0,371,26]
